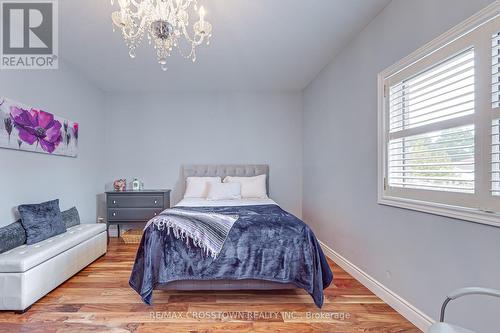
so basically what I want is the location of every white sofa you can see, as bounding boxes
[0,223,107,312]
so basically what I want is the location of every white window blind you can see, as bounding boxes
[492,119,500,196]
[388,49,475,194]
[379,5,500,227]
[390,49,475,133]
[492,32,500,108]
[389,125,475,193]
[492,31,500,197]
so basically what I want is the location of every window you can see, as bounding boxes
[378,3,500,227]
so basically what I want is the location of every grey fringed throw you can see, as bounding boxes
[145,208,238,258]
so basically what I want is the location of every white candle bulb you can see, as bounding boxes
[118,0,129,9]
[199,6,205,22]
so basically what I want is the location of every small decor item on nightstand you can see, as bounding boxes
[113,179,127,191]
[132,178,142,191]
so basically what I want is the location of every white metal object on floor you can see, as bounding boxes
[428,323,476,333]
[428,287,500,333]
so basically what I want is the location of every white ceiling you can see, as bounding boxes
[60,0,390,92]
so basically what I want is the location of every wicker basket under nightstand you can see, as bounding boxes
[121,229,143,244]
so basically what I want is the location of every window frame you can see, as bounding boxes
[377,2,500,228]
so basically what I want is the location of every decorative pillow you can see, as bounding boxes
[18,199,67,245]
[0,220,27,254]
[184,177,222,198]
[207,182,242,201]
[61,207,81,228]
[223,174,268,199]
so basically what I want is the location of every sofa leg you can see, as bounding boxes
[15,306,31,314]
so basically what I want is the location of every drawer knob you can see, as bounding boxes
[113,200,116,204]
[154,200,158,204]
[112,212,116,216]
[154,212,157,216]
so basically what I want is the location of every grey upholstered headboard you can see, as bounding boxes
[182,164,270,195]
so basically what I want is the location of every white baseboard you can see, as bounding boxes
[319,240,434,332]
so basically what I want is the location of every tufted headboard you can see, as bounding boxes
[182,164,270,195]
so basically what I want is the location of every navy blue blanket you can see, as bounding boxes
[129,204,333,307]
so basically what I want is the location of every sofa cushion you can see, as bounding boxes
[18,199,67,245]
[0,220,26,254]
[0,224,106,273]
[61,207,80,228]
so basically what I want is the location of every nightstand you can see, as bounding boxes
[105,190,171,242]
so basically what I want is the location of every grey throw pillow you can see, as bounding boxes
[0,220,27,253]
[61,207,80,228]
[18,199,67,245]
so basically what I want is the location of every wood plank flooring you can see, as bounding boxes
[0,239,421,333]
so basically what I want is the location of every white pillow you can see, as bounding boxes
[184,177,221,198]
[223,174,267,199]
[207,182,242,200]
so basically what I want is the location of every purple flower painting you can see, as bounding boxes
[0,98,79,157]
[11,107,63,153]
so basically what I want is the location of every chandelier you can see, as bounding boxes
[110,0,213,71]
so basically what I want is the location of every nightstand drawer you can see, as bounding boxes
[107,195,163,208]
[108,208,162,221]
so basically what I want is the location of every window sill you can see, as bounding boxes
[378,195,500,228]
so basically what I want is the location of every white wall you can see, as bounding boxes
[103,92,303,217]
[303,0,499,332]
[0,63,105,226]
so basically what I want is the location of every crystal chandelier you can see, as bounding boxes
[110,0,213,71]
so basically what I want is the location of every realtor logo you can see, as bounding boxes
[1,0,58,69]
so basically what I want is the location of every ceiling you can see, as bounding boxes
[59,0,390,92]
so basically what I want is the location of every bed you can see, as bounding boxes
[129,165,333,307]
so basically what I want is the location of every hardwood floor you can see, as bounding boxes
[0,239,421,333]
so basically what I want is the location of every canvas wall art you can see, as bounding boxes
[0,98,78,157]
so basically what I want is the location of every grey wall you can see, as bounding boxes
[103,92,303,217]
[303,0,499,332]
[0,63,105,226]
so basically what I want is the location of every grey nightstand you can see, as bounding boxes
[105,190,171,242]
